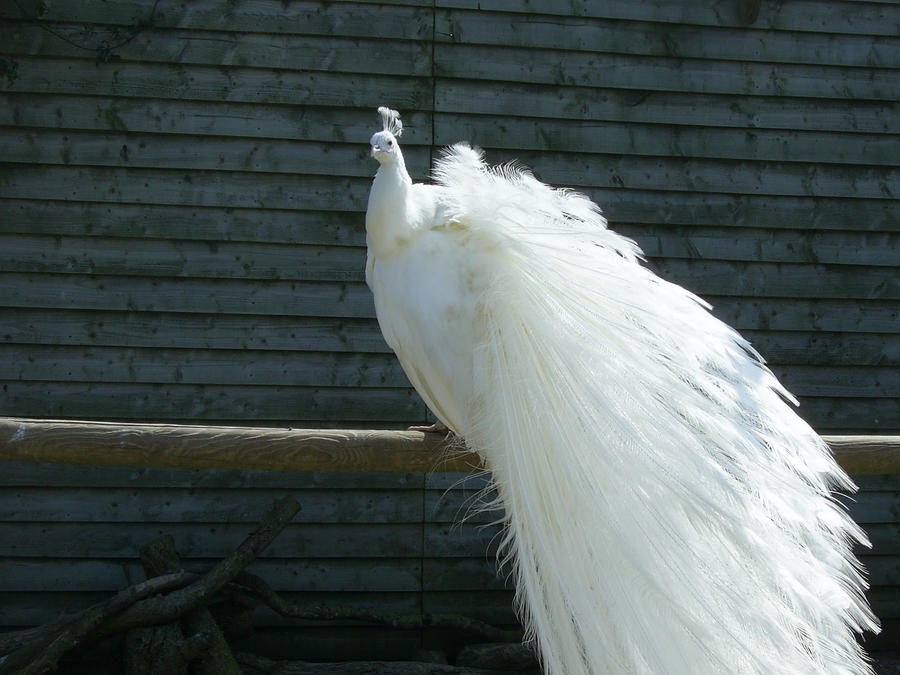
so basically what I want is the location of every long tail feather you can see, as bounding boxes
[434,144,879,675]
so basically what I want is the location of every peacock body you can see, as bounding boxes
[364,107,879,675]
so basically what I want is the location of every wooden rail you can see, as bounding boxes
[1,417,898,474]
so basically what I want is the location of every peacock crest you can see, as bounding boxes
[377,106,403,137]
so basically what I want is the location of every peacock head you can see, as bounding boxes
[370,106,403,165]
[370,130,400,164]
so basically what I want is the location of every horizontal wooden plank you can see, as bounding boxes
[0,487,423,524]
[0,0,435,40]
[0,128,431,178]
[5,24,433,77]
[2,202,896,268]
[652,259,899,300]
[0,93,433,146]
[708,299,899,334]
[0,557,424,592]
[862,556,900,586]
[436,9,900,67]
[1,56,434,110]
[2,157,894,214]
[1,307,895,367]
[8,345,884,398]
[773,366,897,399]
[436,114,899,165]
[3,187,896,241]
[436,81,900,135]
[842,492,900,524]
[3,345,410,388]
[0,234,368,282]
[0,461,424,489]
[860,524,900,555]
[434,0,900,36]
[623,226,900,267]
[0,164,382,211]
[742,332,900,367]
[0,309,390,352]
[434,44,900,100]
[0,273,378,318]
[0,382,428,423]
[6,232,894,288]
[0,522,423,558]
[488,150,899,199]
[798,398,900,433]
[0,199,367,246]
[597,190,899,232]
[650,258,900,300]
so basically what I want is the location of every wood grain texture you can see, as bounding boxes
[0,418,894,474]
[0,418,480,472]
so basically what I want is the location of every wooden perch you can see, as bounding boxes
[2,417,897,474]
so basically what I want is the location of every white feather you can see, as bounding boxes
[365,112,879,675]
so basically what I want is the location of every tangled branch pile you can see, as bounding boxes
[0,497,535,675]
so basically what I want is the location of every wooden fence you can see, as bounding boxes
[0,0,897,432]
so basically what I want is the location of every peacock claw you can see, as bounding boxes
[408,421,449,434]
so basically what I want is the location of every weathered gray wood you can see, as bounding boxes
[0,522,422,558]
[0,461,423,489]
[0,1,434,40]
[5,24,433,77]
[798,399,899,432]
[0,486,424,524]
[0,382,427,423]
[484,150,899,199]
[4,201,898,265]
[0,274,377,317]
[772,366,897,399]
[1,384,890,430]
[707,299,900,334]
[0,558,424,593]
[0,233,368,282]
[436,81,900,134]
[650,259,899,300]
[593,190,899,231]
[434,44,900,100]
[740,332,900,367]
[434,0,900,36]
[435,9,900,67]
[0,128,428,177]
[2,157,894,209]
[3,345,410,387]
[3,56,435,109]
[0,309,389,352]
[0,199,367,246]
[435,114,899,165]
[0,164,376,210]
[621,227,900,267]
[5,233,896,286]
[0,93,432,146]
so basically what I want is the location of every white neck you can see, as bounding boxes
[366,156,416,258]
